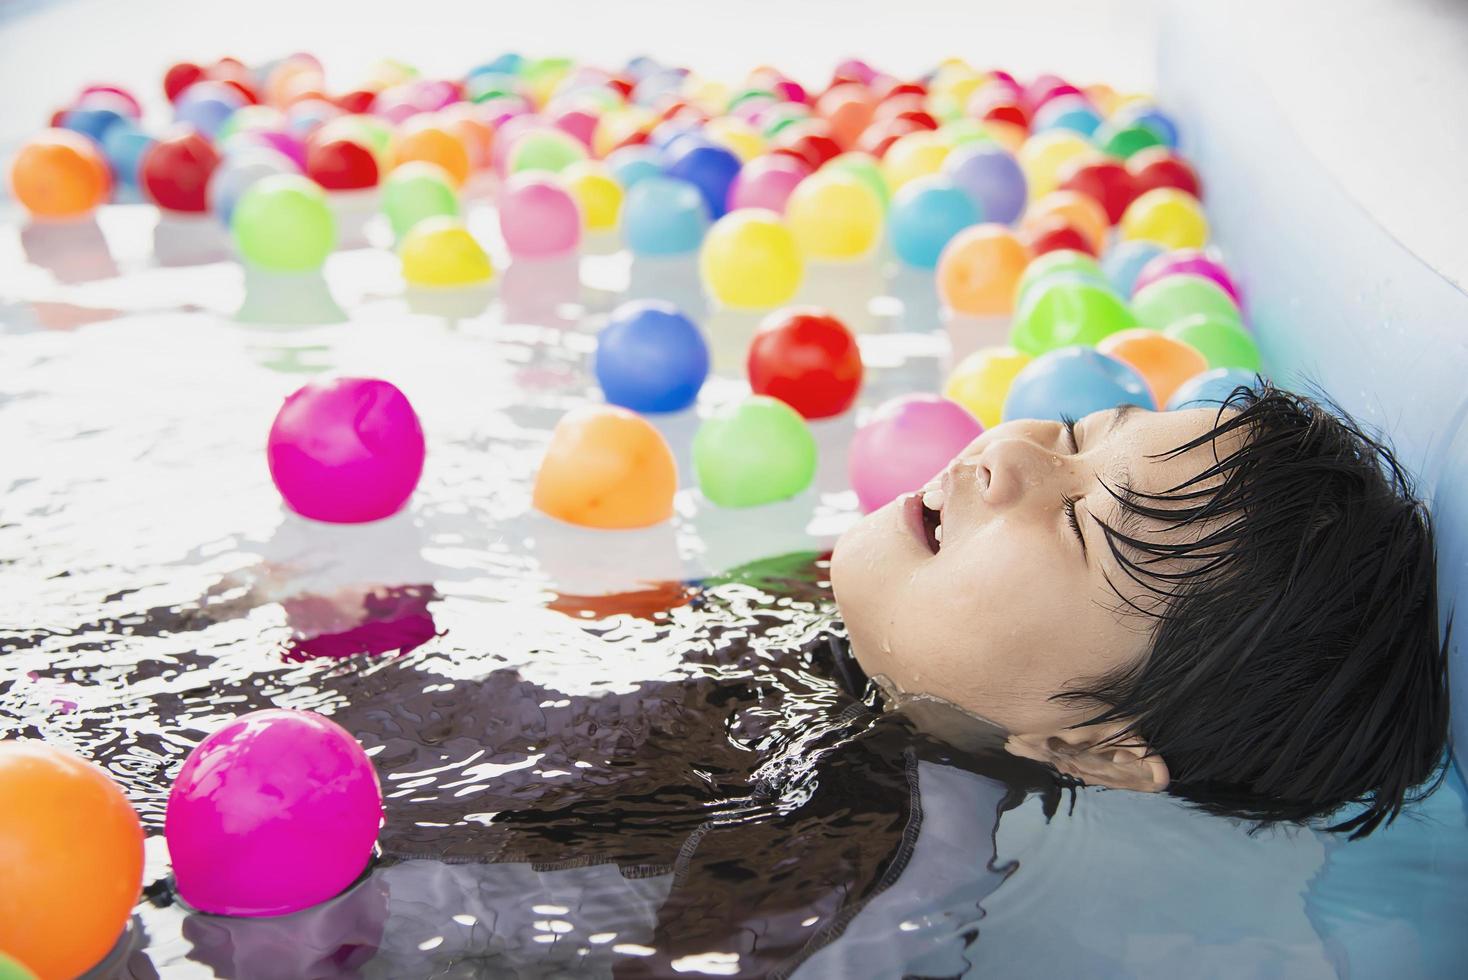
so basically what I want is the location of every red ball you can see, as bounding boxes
[608,76,635,99]
[164,62,206,103]
[872,92,926,122]
[892,108,939,131]
[876,80,927,102]
[747,308,864,420]
[335,89,377,114]
[1022,217,1096,257]
[1059,160,1138,224]
[775,126,842,169]
[981,101,1030,130]
[139,130,220,213]
[307,138,379,190]
[1126,147,1203,199]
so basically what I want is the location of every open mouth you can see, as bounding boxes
[906,485,945,555]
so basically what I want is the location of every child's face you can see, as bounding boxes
[831,405,1235,738]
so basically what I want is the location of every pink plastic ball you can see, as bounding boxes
[552,108,600,149]
[267,376,426,524]
[1131,249,1243,306]
[499,174,582,258]
[165,709,383,917]
[726,154,811,213]
[848,394,983,513]
[254,129,308,170]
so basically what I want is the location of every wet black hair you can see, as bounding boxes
[1057,381,1452,839]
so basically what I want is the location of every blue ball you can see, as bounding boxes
[60,106,127,144]
[175,83,244,140]
[622,176,711,256]
[663,140,741,219]
[1003,346,1157,423]
[606,146,664,189]
[208,148,296,223]
[471,53,524,77]
[1115,104,1180,148]
[594,300,710,413]
[650,118,703,152]
[100,120,156,188]
[1101,240,1167,297]
[889,175,982,269]
[942,144,1025,226]
[1166,367,1258,412]
[1032,96,1102,138]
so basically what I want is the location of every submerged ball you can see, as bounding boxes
[1002,346,1156,422]
[533,405,678,529]
[499,173,582,258]
[848,395,982,514]
[399,217,493,286]
[785,169,884,259]
[231,174,336,272]
[944,346,1033,429]
[381,161,459,240]
[747,307,863,419]
[699,209,803,309]
[594,301,710,413]
[9,129,111,218]
[693,396,817,507]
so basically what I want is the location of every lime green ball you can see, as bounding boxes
[693,396,817,507]
[1011,280,1137,355]
[216,104,283,143]
[231,174,336,273]
[1014,250,1105,312]
[759,104,811,138]
[728,87,777,111]
[936,117,993,149]
[0,952,37,980]
[824,153,890,210]
[1164,315,1262,371]
[1098,122,1165,159]
[1132,275,1242,330]
[381,162,459,240]
[508,129,588,174]
[468,72,520,103]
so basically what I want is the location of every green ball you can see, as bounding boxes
[381,162,459,240]
[693,396,818,508]
[467,72,520,103]
[1164,315,1262,372]
[1014,250,1105,312]
[728,86,778,111]
[759,104,811,138]
[936,117,993,148]
[825,153,890,210]
[508,129,588,174]
[0,951,37,980]
[1011,280,1136,355]
[1097,122,1165,159]
[1132,275,1242,330]
[231,174,336,273]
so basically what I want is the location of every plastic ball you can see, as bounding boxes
[622,175,710,255]
[1003,346,1156,422]
[561,161,623,232]
[1011,280,1137,355]
[664,140,742,219]
[1133,249,1242,305]
[1021,215,1094,257]
[78,83,142,118]
[507,127,588,175]
[498,174,582,259]
[881,130,951,192]
[594,300,709,413]
[400,217,493,286]
[218,104,286,143]
[936,224,1031,315]
[1095,120,1164,159]
[552,107,600,150]
[164,61,206,102]
[1100,239,1166,297]
[8,129,111,218]
[267,376,425,523]
[1126,147,1202,199]
[1132,274,1242,330]
[165,709,382,917]
[693,396,817,508]
[1058,159,1137,224]
[1014,249,1105,311]
[1163,315,1262,372]
[140,130,220,213]
[889,174,982,269]
[1032,95,1102,137]
[699,209,803,309]
[380,161,459,240]
[1166,367,1258,411]
[704,116,765,161]
[534,405,677,528]
[100,120,157,189]
[606,145,664,189]
[823,152,891,209]
[307,137,379,190]
[1017,130,1097,199]
[0,742,143,980]
[393,122,470,186]
[785,169,884,260]
[935,118,991,150]
[1022,190,1109,255]
[59,103,129,144]
[1120,187,1208,249]
[848,395,982,513]
[747,307,863,419]
[816,83,877,147]
[0,952,36,980]
[726,153,809,213]
[942,142,1026,225]
[944,346,1033,429]
[208,147,295,224]
[1096,328,1209,406]
[231,174,335,272]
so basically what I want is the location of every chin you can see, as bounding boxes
[830,503,903,675]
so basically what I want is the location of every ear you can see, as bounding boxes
[1005,723,1170,793]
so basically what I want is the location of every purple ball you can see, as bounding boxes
[174,81,247,140]
[1132,249,1243,306]
[848,395,982,514]
[943,143,1028,226]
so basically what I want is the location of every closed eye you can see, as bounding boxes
[1062,493,1087,554]
[1060,414,1080,453]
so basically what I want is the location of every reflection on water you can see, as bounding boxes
[237,265,348,325]
[20,217,119,283]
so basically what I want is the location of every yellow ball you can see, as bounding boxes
[593,106,657,158]
[1119,188,1209,249]
[561,161,623,232]
[881,130,952,192]
[785,171,884,260]
[400,217,494,286]
[944,347,1033,429]
[699,209,804,309]
[704,117,766,162]
[1017,130,1099,199]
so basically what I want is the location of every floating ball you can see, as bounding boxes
[1022,190,1109,255]
[785,169,884,260]
[306,137,379,190]
[1115,104,1180,148]
[704,116,765,162]
[499,174,582,258]
[0,742,143,980]
[664,139,742,219]
[824,152,891,212]
[1166,366,1258,411]
[1126,146,1202,199]
[693,396,817,507]
[1022,216,1094,257]
[381,161,458,239]
[606,145,664,189]
[1101,239,1166,297]
[59,103,128,144]
[1119,187,1208,249]
[534,405,677,528]
[1096,328,1209,406]
[1058,159,1137,224]
[935,118,991,150]
[140,130,220,213]
[944,346,1033,429]
[726,153,809,213]
[1003,346,1156,422]
[816,83,877,147]
[936,224,1031,315]
[1016,130,1097,199]
[1095,119,1165,159]
[100,120,157,189]
[165,709,382,917]
[393,121,470,186]
[1163,315,1262,372]
[881,130,951,192]
[1011,280,1137,354]
[1014,249,1105,312]
[699,209,803,309]
[0,952,36,980]
[561,161,623,232]
[231,174,335,272]
[217,104,287,143]
[8,129,111,218]
[164,61,206,102]
[594,300,709,413]
[942,142,1026,225]
[747,307,863,419]
[173,80,246,139]
[268,376,425,523]
[889,174,981,269]
[848,395,982,513]
[1132,274,1241,330]
[1032,95,1102,137]
[507,127,588,175]
[1132,249,1242,305]
[208,146,296,223]
[400,217,493,286]
[623,175,710,255]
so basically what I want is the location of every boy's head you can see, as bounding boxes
[831,384,1450,837]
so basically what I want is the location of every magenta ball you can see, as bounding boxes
[1132,249,1244,306]
[552,108,599,149]
[253,129,308,170]
[165,709,383,917]
[848,395,983,514]
[267,376,426,524]
[499,174,582,258]
[726,154,810,213]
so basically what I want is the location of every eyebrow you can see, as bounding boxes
[1106,403,1140,437]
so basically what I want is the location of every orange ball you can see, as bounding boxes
[392,120,471,187]
[1096,328,1210,406]
[0,742,143,980]
[936,224,1032,315]
[438,104,494,171]
[981,119,1028,154]
[533,406,678,529]
[9,129,111,218]
[817,83,876,149]
[1023,190,1110,255]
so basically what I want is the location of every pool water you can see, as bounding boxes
[2,204,1466,979]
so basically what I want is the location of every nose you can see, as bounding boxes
[974,433,1086,509]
